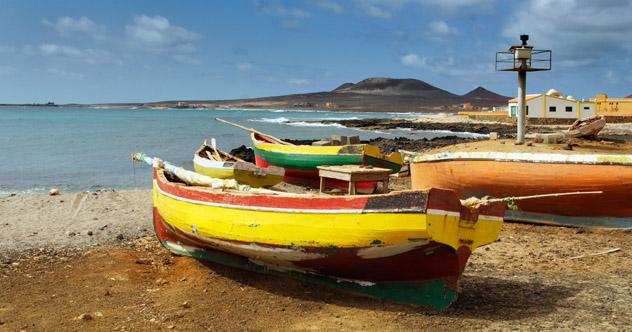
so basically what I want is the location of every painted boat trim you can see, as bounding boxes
[193,154,234,169]
[412,151,632,165]
[506,210,632,229]
[155,180,428,214]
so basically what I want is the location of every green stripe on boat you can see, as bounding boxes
[254,147,363,170]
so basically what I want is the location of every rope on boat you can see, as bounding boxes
[461,191,604,210]
[131,152,251,191]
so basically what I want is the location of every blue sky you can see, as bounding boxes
[1,0,631,103]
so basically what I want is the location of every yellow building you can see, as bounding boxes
[593,94,632,116]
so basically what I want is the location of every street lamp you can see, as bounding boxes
[496,35,551,144]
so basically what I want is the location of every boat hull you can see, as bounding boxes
[411,159,632,228]
[251,133,402,193]
[193,156,283,188]
[151,169,504,307]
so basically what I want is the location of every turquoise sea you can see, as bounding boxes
[0,106,485,194]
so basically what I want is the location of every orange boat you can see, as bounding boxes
[410,146,632,228]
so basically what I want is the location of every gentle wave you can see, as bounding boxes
[286,121,346,128]
[410,129,488,138]
[0,187,49,195]
[249,117,290,123]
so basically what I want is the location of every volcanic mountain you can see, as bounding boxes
[136,77,511,112]
[461,86,511,106]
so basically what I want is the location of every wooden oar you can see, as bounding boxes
[210,138,222,160]
[215,118,295,146]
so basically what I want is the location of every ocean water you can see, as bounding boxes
[0,106,484,194]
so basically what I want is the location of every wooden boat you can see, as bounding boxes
[193,140,284,188]
[566,115,605,138]
[145,158,505,308]
[410,149,632,228]
[251,132,403,192]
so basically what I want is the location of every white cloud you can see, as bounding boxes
[429,20,458,36]
[125,15,201,52]
[46,68,84,80]
[237,62,253,71]
[400,53,491,78]
[357,0,495,18]
[172,54,202,65]
[312,0,343,14]
[288,78,310,85]
[254,1,310,18]
[503,0,632,68]
[362,4,392,18]
[40,44,82,57]
[43,16,107,40]
[400,53,426,67]
[39,43,119,65]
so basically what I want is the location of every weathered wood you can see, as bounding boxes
[318,165,391,195]
[568,248,621,260]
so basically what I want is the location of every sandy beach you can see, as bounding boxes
[1,174,630,331]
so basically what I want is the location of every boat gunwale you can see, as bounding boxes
[412,151,632,166]
[155,168,436,211]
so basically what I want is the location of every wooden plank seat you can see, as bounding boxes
[317,165,391,195]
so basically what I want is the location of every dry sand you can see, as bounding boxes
[0,179,630,331]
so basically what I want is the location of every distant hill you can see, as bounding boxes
[461,86,511,106]
[101,77,510,112]
[627,93,632,98]
[333,77,456,98]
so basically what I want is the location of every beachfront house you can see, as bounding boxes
[507,89,595,119]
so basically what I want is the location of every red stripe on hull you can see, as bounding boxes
[154,169,456,214]
[153,208,469,286]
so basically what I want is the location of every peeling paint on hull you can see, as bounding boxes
[149,168,505,308]
[154,211,463,308]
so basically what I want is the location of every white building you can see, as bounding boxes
[508,89,595,119]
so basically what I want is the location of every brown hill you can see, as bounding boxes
[333,77,456,98]
[461,86,511,106]
[139,77,509,112]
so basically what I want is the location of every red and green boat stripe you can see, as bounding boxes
[253,146,402,173]
[252,146,363,171]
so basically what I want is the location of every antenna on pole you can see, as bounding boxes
[496,35,551,144]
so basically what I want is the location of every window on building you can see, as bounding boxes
[549,106,556,112]
[526,106,529,115]
[565,106,573,112]
[584,106,590,110]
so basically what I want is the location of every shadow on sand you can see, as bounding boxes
[200,260,577,320]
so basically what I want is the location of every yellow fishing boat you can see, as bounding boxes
[132,152,505,308]
[193,139,284,188]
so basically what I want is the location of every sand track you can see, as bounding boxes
[0,187,630,331]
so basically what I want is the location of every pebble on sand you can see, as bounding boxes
[49,188,60,196]
[77,313,93,321]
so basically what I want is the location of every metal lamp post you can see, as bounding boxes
[496,35,551,144]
